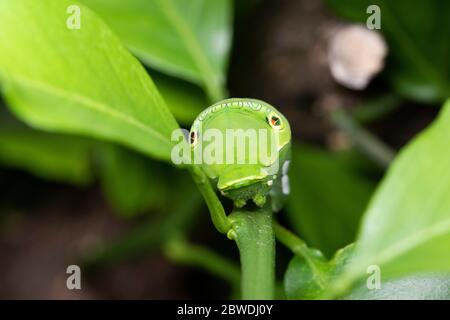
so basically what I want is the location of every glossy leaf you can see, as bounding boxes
[286,144,376,256]
[327,0,450,102]
[0,0,179,162]
[99,144,170,217]
[81,0,232,100]
[332,99,450,293]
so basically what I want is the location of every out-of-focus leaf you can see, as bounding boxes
[286,144,376,256]
[330,99,450,294]
[81,0,232,100]
[346,274,450,300]
[153,73,207,125]
[327,0,450,103]
[98,144,170,217]
[0,0,179,162]
[0,109,92,185]
[285,244,450,300]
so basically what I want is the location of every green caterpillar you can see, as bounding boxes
[190,98,291,211]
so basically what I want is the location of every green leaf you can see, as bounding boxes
[326,0,450,103]
[0,109,92,185]
[98,144,170,217]
[346,274,450,300]
[284,244,353,300]
[81,0,232,101]
[0,0,179,162]
[153,73,207,125]
[285,244,450,300]
[284,254,328,300]
[331,99,450,294]
[286,144,376,256]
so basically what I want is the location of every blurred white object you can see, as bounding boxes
[328,25,387,90]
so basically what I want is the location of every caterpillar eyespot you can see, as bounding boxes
[267,112,283,129]
[190,130,198,147]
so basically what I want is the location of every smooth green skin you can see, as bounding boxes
[0,0,179,162]
[327,0,450,103]
[190,98,291,209]
[329,99,450,294]
[81,0,232,101]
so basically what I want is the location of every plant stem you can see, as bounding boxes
[189,165,231,234]
[330,106,395,169]
[351,94,402,124]
[228,204,275,299]
[274,222,315,260]
[275,222,327,266]
[163,236,240,288]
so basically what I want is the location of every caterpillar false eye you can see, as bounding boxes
[267,112,283,129]
[190,130,198,147]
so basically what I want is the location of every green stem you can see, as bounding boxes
[330,106,395,169]
[189,165,231,234]
[228,204,275,300]
[163,236,240,288]
[351,94,402,124]
[274,222,316,261]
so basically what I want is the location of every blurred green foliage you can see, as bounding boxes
[327,0,450,103]
[0,112,93,186]
[98,144,172,217]
[286,144,376,257]
[153,72,208,125]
